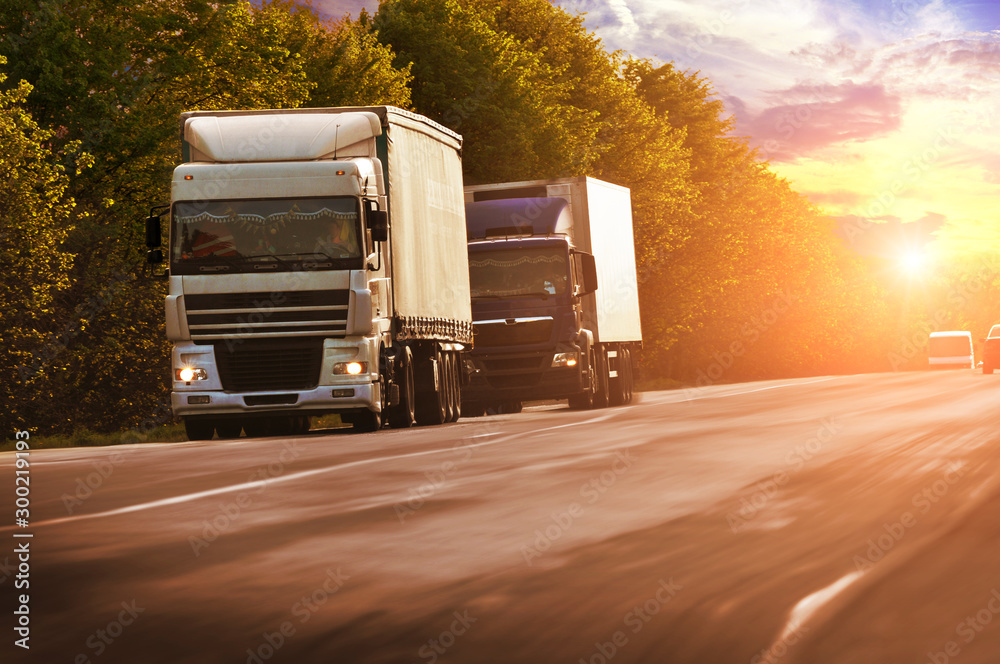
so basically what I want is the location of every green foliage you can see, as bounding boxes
[374,0,600,184]
[0,60,91,435]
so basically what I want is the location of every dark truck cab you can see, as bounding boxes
[461,177,642,415]
[463,199,598,412]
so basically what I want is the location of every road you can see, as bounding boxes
[4,370,1000,663]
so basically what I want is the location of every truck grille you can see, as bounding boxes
[214,339,322,392]
[186,290,349,341]
[473,318,553,347]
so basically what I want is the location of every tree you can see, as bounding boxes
[0,59,91,434]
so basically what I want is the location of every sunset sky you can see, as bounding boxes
[318,0,1000,261]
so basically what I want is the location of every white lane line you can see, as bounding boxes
[10,411,620,530]
[639,376,840,406]
[772,570,867,646]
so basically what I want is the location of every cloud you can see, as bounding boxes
[737,82,903,162]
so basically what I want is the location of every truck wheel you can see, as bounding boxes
[621,348,634,403]
[215,419,242,439]
[184,418,215,441]
[608,348,625,407]
[351,408,382,433]
[388,346,416,428]
[568,350,596,410]
[415,347,447,426]
[593,349,610,409]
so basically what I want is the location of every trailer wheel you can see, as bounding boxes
[416,347,447,426]
[215,419,243,439]
[388,346,416,428]
[593,349,610,409]
[608,348,625,407]
[184,418,214,441]
[622,348,634,403]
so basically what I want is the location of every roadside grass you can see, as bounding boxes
[1,415,346,453]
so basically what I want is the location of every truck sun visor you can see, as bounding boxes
[466,198,571,240]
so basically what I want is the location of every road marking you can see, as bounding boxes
[12,411,620,530]
[772,570,867,647]
[637,376,840,407]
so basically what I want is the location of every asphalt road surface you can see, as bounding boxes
[4,370,1000,664]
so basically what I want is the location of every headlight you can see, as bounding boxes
[176,367,208,381]
[333,361,367,375]
[551,352,579,368]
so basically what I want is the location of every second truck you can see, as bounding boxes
[461,176,642,414]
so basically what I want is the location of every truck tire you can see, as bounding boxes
[568,349,596,410]
[593,349,610,409]
[608,348,626,407]
[215,419,243,439]
[184,418,215,441]
[388,346,416,428]
[621,348,634,404]
[415,347,447,426]
[351,408,382,433]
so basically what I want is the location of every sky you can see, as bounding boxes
[317,0,1000,261]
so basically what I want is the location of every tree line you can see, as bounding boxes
[0,0,989,436]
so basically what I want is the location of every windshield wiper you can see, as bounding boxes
[247,254,294,269]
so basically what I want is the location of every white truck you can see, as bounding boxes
[145,107,471,439]
[462,177,642,412]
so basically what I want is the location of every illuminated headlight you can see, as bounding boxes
[176,367,208,381]
[551,352,579,368]
[333,361,367,376]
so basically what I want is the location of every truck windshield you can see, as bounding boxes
[469,246,569,298]
[170,197,362,274]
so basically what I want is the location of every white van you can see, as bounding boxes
[928,331,974,369]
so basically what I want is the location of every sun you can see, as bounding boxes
[900,250,928,276]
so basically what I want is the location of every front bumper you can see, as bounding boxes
[172,382,379,418]
[463,350,585,403]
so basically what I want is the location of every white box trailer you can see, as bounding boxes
[463,176,642,411]
[147,107,471,438]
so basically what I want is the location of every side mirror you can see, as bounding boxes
[579,252,598,295]
[145,216,162,248]
[147,249,163,265]
[368,209,388,243]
